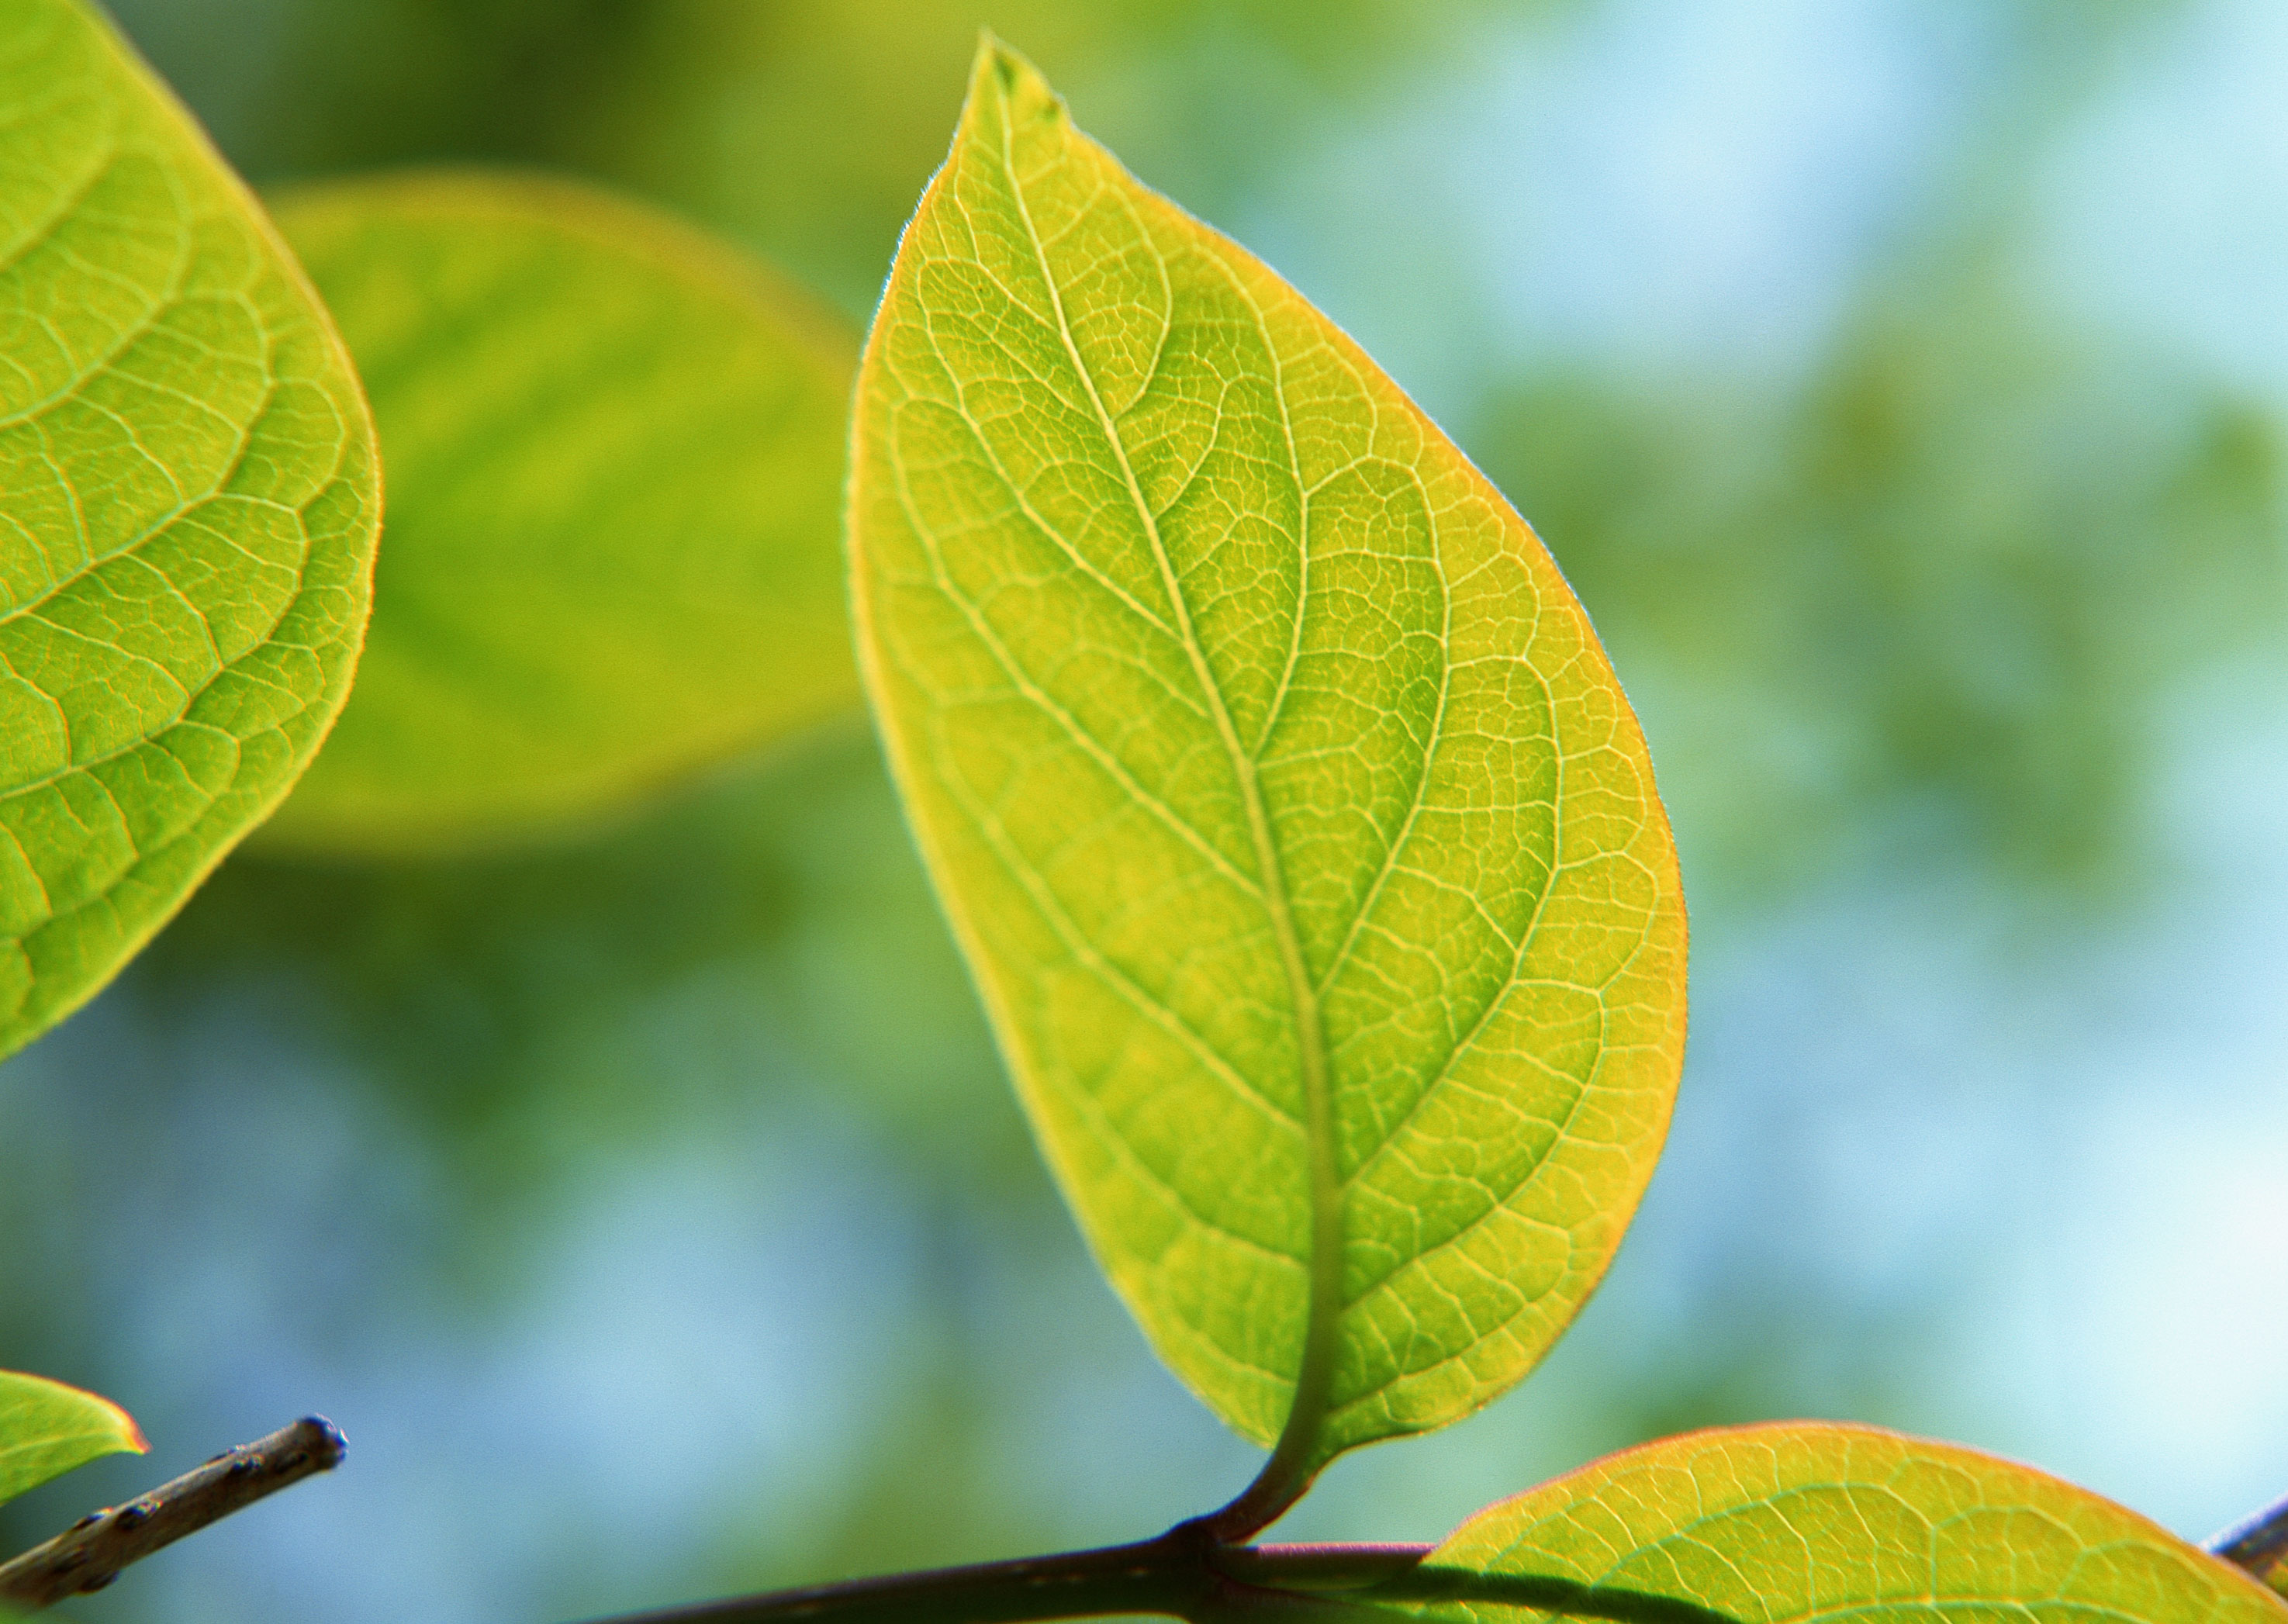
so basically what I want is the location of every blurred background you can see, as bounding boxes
[3,1,2286,1619]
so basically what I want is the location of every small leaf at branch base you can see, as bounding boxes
[1384,1422,2288,1624]
[0,0,379,1056]
[259,171,860,855]
[848,36,1685,1486]
[0,1371,147,1508]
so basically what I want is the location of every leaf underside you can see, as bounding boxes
[0,1370,145,1508]
[0,0,378,1056]
[1391,1422,2288,1624]
[259,171,860,855]
[849,40,1685,1482]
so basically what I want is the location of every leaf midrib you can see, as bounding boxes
[0,1427,107,1466]
[991,82,1344,1488]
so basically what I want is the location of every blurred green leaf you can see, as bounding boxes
[137,730,1019,1248]
[848,41,1685,1494]
[0,1370,144,1508]
[1384,1422,2288,1624]
[0,0,379,1058]
[260,171,858,854]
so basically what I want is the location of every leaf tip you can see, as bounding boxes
[75,1380,148,1458]
[966,32,1066,132]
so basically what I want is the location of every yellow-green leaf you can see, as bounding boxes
[1381,1422,2288,1624]
[0,1370,144,1508]
[0,0,378,1054]
[848,38,1685,1507]
[257,171,859,855]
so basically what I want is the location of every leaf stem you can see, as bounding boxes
[0,1416,345,1612]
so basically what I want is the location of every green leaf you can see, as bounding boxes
[0,0,379,1055]
[848,38,1685,1509]
[257,171,860,855]
[1378,1422,2288,1624]
[0,1370,144,1508]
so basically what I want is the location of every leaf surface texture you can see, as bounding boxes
[1385,1422,2288,1624]
[0,0,378,1055]
[0,1370,144,1508]
[848,41,1685,1478]
[261,172,859,853]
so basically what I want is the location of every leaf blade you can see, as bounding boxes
[0,0,379,1054]
[848,39,1685,1490]
[0,1370,145,1509]
[1388,1422,2288,1624]
[257,171,860,854]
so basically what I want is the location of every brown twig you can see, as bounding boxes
[0,1415,345,1612]
[2210,1488,2288,1593]
[576,1532,1747,1624]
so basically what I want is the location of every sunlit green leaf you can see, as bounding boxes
[848,38,1685,1498]
[1378,1422,2288,1624]
[0,1370,144,1508]
[258,171,859,855]
[0,0,378,1056]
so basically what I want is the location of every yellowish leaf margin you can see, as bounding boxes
[1412,1422,2288,1624]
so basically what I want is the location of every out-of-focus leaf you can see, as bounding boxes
[848,40,1685,1506]
[1377,1422,2288,1624]
[0,0,379,1057]
[260,171,859,854]
[0,1370,144,1508]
